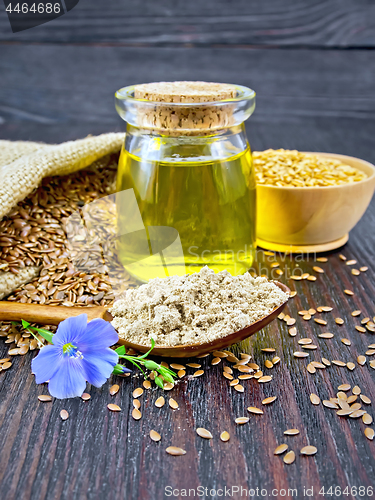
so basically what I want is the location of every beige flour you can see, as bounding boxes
[110,267,288,346]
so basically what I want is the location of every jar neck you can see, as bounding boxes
[124,123,249,163]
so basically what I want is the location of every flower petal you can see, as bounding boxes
[77,318,118,352]
[53,314,88,347]
[31,345,62,384]
[81,348,118,388]
[48,357,87,399]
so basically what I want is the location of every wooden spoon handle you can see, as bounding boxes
[0,301,112,326]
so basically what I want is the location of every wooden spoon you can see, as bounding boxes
[0,282,289,358]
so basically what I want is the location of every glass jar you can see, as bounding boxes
[115,83,256,282]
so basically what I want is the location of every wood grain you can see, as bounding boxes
[0,0,375,47]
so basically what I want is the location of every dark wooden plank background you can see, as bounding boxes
[1,1,375,499]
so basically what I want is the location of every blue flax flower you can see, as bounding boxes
[31,314,119,399]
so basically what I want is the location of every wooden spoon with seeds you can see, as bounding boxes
[0,282,289,358]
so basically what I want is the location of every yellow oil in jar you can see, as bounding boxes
[116,145,256,282]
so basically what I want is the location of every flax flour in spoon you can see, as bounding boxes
[110,266,288,347]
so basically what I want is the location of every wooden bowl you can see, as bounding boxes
[256,152,375,253]
[117,282,290,357]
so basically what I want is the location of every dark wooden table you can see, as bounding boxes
[1,1,375,499]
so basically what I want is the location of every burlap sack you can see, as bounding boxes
[0,133,124,299]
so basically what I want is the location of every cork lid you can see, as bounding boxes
[115,82,255,136]
[134,81,238,103]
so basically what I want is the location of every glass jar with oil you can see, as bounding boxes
[115,82,256,282]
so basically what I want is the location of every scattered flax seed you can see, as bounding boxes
[307,276,317,282]
[370,360,375,369]
[312,361,326,368]
[298,310,309,316]
[322,358,331,366]
[347,363,355,371]
[337,391,347,400]
[278,313,285,320]
[164,382,174,390]
[351,269,360,276]
[289,327,297,337]
[346,260,357,266]
[196,353,210,358]
[213,351,228,358]
[319,333,334,339]
[284,429,299,436]
[187,363,201,368]
[356,326,366,333]
[192,370,204,378]
[133,399,141,409]
[369,344,375,349]
[220,431,230,442]
[351,403,362,410]
[290,275,303,281]
[310,394,320,405]
[301,273,310,279]
[110,384,119,396]
[341,338,351,346]
[339,254,347,261]
[155,397,165,408]
[323,400,338,409]
[270,262,280,268]
[150,430,161,442]
[353,386,361,395]
[258,376,273,383]
[366,349,375,356]
[8,349,20,356]
[2,361,12,370]
[317,257,328,263]
[160,361,169,368]
[283,451,295,464]
[262,396,277,405]
[108,404,121,412]
[338,384,351,391]
[362,318,371,325]
[272,356,281,365]
[234,384,245,392]
[332,360,346,367]
[169,398,179,410]
[143,380,151,389]
[360,266,368,272]
[303,345,318,350]
[81,393,91,401]
[286,318,296,326]
[262,348,276,353]
[170,363,185,370]
[223,372,233,380]
[239,374,253,380]
[360,395,371,404]
[133,388,144,398]
[235,417,249,425]
[38,395,52,402]
[344,289,354,296]
[247,407,264,415]
[265,360,273,369]
[274,444,288,455]
[307,364,316,374]
[196,428,213,439]
[238,366,253,373]
[248,363,260,370]
[303,314,311,321]
[132,408,142,420]
[294,352,309,358]
[299,338,312,345]
[349,410,366,419]
[364,428,375,440]
[321,306,333,312]
[300,446,317,456]
[363,414,373,425]
[335,318,344,325]
[313,266,324,274]
[178,370,186,378]
[314,319,327,326]
[337,409,353,416]
[166,446,186,456]
[230,379,239,386]
[60,410,69,421]
[347,395,357,404]
[211,357,221,366]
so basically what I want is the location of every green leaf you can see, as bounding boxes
[115,345,126,356]
[21,321,54,344]
[143,360,160,371]
[21,319,31,329]
[159,369,174,383]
